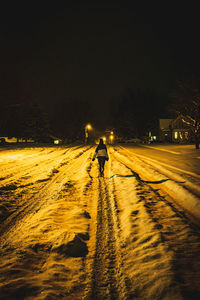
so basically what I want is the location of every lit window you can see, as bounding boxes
[174,132,178,139]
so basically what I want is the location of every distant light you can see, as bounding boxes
[111,131,114,135]
[174,132,178,139]
[103,136,106,142]
[86,124,92,130]
[179,132,183,139]
[54,140,59,144]
[153,136,156,140]
[110,135,114,141]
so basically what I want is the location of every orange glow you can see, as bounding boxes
[86,124,92,130]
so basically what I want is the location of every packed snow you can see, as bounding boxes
[0,144,200,299]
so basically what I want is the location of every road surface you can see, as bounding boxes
[0,144,200,299]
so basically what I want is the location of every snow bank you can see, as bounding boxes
[114,147,200,223]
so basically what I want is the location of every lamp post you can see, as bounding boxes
[109,134,114,144]
[109,131,114,144]
[85,124,92,144]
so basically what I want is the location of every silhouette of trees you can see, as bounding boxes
[110,88,167,139]
[51,99,94,141]
[21,102,50,141]
[0,101,50,141]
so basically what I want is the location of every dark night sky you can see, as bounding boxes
[1,2,200,126]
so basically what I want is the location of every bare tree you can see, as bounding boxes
[171,78,200,149]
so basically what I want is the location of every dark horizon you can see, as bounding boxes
[1,2,200,136]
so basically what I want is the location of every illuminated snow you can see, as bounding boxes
[0,144,200,299]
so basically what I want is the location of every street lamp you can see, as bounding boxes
[85,124,92,143]
[109,134,114,144]
[86,124,92,130]
[102,136,106,143]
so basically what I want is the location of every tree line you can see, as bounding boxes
[108,88,171,139]
[0,101,50,142]
[0,77,200,148]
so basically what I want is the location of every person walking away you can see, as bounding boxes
[92,138,109,176]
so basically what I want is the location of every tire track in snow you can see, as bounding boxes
[112,146,200,223]
[82,150,129,299]
[0,147,95,300]
[0,147,92,243]
[138,184,200,299]
[86,176,128,299]
[0,148,57,175]
[0,147,75,188]
[112,148,200,231]
[112,149,200,299]
[0,145,86,187]
[117,146,200,199]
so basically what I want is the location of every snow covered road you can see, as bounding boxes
[0,145,200,299]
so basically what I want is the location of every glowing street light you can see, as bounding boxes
[86,124,92,130]
[109,134,114,144]
[85,123,92,143]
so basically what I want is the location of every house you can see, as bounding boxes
[0,137,34,143]
[159,119,174,142]
[0,135,62,145]
[171,116,191,143]
[159,117,191,143]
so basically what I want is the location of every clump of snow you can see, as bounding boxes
[52,233,89,258]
